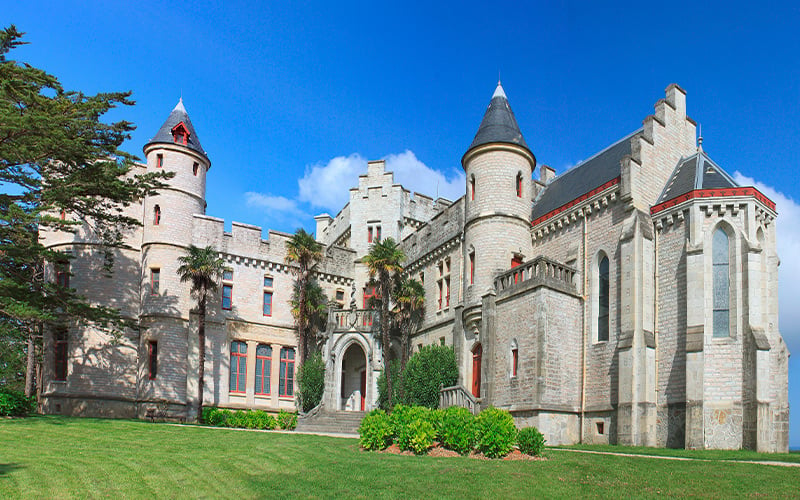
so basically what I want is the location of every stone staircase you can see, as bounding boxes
[295,407,364,436]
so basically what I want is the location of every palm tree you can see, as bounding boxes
[393,277,425,370]
[289,278,328,352]
[362,237,405,403]
[285,229,323,362]
[177,245,224,422]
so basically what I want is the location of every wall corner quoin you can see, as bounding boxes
[665,83,687,116]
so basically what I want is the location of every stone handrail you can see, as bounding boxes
[494,256,577,295]
[331,308,379,333]
[439,384,478,414]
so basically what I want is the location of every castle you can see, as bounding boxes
[40,83,789,451]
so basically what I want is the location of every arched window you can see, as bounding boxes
[598,255,609,342]
[470,175,476,201]
[516,172,523,198]
[229,341,247,393]
[193,162,199,176]
[712,228,730,338]
[510,339,518,378]
[153,205,161,225]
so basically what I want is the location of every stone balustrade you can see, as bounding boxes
[494,256,577,296]
[439,384,478,414]
[330,308,380,333]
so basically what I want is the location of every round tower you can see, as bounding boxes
[138,99,211,417]
[462,82,535,312]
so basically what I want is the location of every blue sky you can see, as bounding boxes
[6,1,799,447]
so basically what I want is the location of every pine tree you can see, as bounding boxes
[0,25,170,397]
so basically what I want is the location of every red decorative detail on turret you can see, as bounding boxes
[171,122,190,145]
[650,187,776,215]
[532,177,620,227]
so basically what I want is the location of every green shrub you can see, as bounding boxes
[377,359,403,410]
[201,408,278,430]
[0,389,35,416]
[517,426,546,456]
[277,409,297,430]
[427,408,445,440]
[252,410,277,430]
[358,409,392,450]
[402,345,458,409]
[227,410,247,428]
[388,404,411,439]
[392,406,433,451]
[297,352,325,413]
[440,406,476,455]
[475,407,517,458]
[406,418,436,454]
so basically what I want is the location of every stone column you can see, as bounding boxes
[684,240,705,449]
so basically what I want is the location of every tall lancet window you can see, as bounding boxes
[713,228,730,337]
[598,255,609,342]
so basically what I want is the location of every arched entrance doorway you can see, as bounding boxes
[471,343,482,398]
[341,343,367,411]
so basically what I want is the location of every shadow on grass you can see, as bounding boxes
[0,463,23,477]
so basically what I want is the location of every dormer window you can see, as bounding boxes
[171,122,190,146]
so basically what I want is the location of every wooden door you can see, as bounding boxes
[360,370,366,411]
[472,344,482,398]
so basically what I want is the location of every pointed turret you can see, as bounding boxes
[466,81,530,154]
[145,98,209,163]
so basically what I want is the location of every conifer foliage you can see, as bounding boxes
[0,26,170,396]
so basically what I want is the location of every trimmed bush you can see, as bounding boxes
[402,345,458,409]
[377,359,403,410]
[427,408,445,440]
[277,409,297,430]
[406,418,436,454]
[0,389,35,416]
[358,409,392,450]
[440,406,476,455]
[517,426,546,456]
[296,352,325,413]
[228,410,247,428]
[475,407,517,458]
[201,408,276,430]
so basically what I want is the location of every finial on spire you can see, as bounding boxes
[697,124,703,152]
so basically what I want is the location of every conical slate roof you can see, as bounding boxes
[145,99,209,162]
[467,82,530,153]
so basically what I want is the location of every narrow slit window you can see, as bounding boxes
[516,172,523,198]
[153,205,161,226]
[263,291,273,316]
[222,284,233,310]
[148,341,158,380]
[598,256,609,342]
[150,268,160,295]
[54,328,68,381]
[156,154,163,168]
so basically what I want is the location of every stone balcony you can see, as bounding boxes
[494,256,578,298]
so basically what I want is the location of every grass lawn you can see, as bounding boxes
[0,417,798,499]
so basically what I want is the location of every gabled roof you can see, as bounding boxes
[145,98,209,162]
[466,82,530,154]
[531,129,639,221]
[657,150,738,205]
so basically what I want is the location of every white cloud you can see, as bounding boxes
[384,150,465,201]
[297,150,465,213]
[298,153,367,212]
[244,192,309,222]
[733,172,800,354]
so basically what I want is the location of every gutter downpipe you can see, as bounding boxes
[580,207,588,444]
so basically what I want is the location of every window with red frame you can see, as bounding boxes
[54,328,68,381]
[469,251,475,285]
[148,341,158,380]
[516,172,523,198]
[156,154,163,168]
[263,291,272,316]
[445,277,450,307]
[470,175,475,201]
[279,347,295,396]
[229,341,247,393]
[153,205,161,225]
[512,347,518,377]
[150,268,160,295]
[255,344,271,395]
[375,225,381,242]
[55,260,70,288]
[363,285,380,308]
[222,284,233,310]
[367,226,373,243]
[172,123,189,145]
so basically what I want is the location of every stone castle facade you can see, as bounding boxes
[40,84,789,451]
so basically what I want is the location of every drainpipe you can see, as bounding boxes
[580,209,588,444]
[654,224,659,391]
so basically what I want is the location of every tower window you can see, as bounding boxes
[148,341,158,380]
[156,154,163,169]
[222,284,233,310]
[516,172,523,198]
[469,251,475,285]
[263,291,273,316]
[172,122,189,145]
[55,259,70,288]
[512,347,518,377]
[470,175,476,201]
[193,162,199,176]
[712,228,730,338]
[153,205,161,226]
[150,268,160,295]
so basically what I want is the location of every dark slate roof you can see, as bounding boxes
[531,129,639,221]
[467,82,530,153]
[657,150,738,204]
[145,99,209,162]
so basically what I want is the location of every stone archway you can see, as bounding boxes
[340,342,367,411]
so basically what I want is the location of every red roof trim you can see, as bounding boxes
[650,187,776,215]
[171,121,190,136]
[532,177,620,227]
